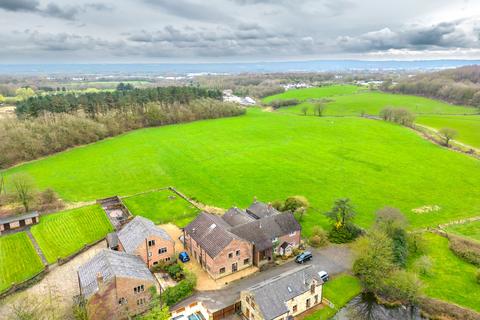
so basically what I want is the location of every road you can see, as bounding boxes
[172,244,353,312]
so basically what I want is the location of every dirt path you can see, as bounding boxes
[26,229,48,266]
[0,240,107,320]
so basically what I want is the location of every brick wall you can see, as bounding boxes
[134,236,175,268]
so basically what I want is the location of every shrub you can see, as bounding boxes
[408,233,427,255]
[162,271,196,306]
[309,234,328,248]
[165,263,184,281]
[271,200,284,211]
[476,270,480,284]
[392,228,408,268]
[283,195,309,212]
[328,223,362,244]
[449,235,480,267]
[413,255,432,276]
[268,99,299,109]
[380,270,422,304]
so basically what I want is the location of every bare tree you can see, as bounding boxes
[438,127,458,147]
[11,174,36,213]
[313,102,326,117]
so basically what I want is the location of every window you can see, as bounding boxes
[137,298,146,306]
[244,258,250,265]
[133,285,145,294]
[148,240,155,246]
[228,252,233,259]
[236,250,240,256]
[118,297,127,305]
[306,298,311,308]
[153,261,158,265]
[293,305,297,313]
[220,267,226,274]
[165,257,171,262]
[158,247,167,254]
[310,284,315,294]
[314,295,319,304]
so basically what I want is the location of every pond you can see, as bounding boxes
[333,293,423,320]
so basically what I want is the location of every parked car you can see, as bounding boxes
[318,270,329,282]
[179,251,190,263]
[295,251,312,264]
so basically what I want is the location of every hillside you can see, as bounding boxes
[3,108,480,234]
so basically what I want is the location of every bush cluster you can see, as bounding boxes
[309,226,329,248]
[448,235,480,267]
[268,99,299,109]
[162,271,197,306]
[379,107,416,127]
[328,223,362,243]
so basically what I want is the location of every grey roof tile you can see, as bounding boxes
[245,265,322,320]
[246,201,280,219]
[222,207,255,227]
[118,216,173,254]
[77,249,155,299]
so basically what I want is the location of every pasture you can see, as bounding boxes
[416,115,480,149]
[30,205,113,263]
[4,109,480,234]
[0,232,44,293]
[445,220,480,242]
[409,233,480,312]
[262,85,361,103]
[123,189,199,227]
[275,91,476,116]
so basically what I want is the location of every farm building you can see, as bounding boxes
[183,200,301,279]
[78,249,157,320]
[0,212,39,234]
[109,216,175,268]
[241,265,323,320]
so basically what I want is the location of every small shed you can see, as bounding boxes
[0,212,39,234]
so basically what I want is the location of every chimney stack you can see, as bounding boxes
[96,272,104,288]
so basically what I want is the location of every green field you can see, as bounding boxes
[276,91,477,116]
[123,189,200,227]
[30,205,113,263]
[445,220,480,243]
[262,85,362,103]
[416,115,480,149]
[303,274,362,320]
[409,233,480,312]
[0,232,45,293]
[3,109,480,234]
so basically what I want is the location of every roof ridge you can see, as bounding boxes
[248,265,312,290]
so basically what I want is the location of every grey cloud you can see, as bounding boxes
[0,0,110,20]
[0,0,39,12]
[143,0,232,22]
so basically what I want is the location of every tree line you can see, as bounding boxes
[384,66,480,108]
[16,86,222,118]
[0,98,245,169]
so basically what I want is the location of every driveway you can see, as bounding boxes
[172,244,353,312]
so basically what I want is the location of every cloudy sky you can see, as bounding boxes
[1,0,480,63]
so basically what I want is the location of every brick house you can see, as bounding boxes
[240,265,323,320]
[183,200,302,278]
[77,249,157,320]
[109,216,175,268]
[184,212,253,279]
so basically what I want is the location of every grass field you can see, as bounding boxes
[303,274,362,320]
[416,115,480,149]
[276,91,477,116]
[3,109,480,234]
[123,189,200,227]
[30,205,113,263]
[0,232,44,293]
[408,233,480,312]
[445,220,480,243]
[262,85,362,103]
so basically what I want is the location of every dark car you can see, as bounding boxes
[179,251,190,263]
[295,251,313,264]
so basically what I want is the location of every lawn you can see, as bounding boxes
[408,233,480,312]
[3,109,480,233]
[123,189,200,227]
[0,232,45,293]
[277,91,477,117]
[416,115,480,149]
[30,205,113,263]
[445,220,480,243]
[302,274,362,320]
[262,85,361,103]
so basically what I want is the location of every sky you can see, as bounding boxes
[0,0,480,63]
